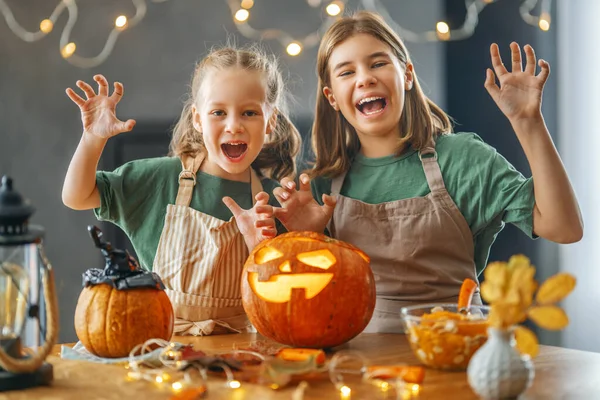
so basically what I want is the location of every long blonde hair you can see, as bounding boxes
[311,11,452,178]
[170,45,301,180]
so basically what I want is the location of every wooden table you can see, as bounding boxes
[1,333,599,399]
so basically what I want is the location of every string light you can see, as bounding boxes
[240,0,254,9]
[115,15,128,29]
[234,8,250,22]
[0,0,555,68]
[326,1,343,17]
[339,385,351,399]
[286,42,302,56]
[538,12,551,31]
[61,42,76,58]
[39,19,53,33]
[435,21,450,41]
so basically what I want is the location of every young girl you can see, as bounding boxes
[274,11,582,333]
[62,46,301,336]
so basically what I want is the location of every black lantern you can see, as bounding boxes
[0,176,58,391]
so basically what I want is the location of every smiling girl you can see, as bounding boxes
[274,11,582,333]
[62,45,301,336]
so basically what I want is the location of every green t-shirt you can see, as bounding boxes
[94,156,282,270]
[311,132,536,276]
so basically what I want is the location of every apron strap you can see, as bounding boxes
[330,170,347,196]
[175,152,264,207]
[419,146,446,193]
[249,168,263,206]
[175,153,205,207]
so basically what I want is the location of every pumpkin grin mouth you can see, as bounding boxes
[248,272,334,303]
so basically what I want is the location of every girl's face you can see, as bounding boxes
[323,33,413,147]
[192,68,275,181]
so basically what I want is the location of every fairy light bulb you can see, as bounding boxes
[286,42,302,56]
[228,380,241,389]
[340,385,351,399]
[436,21,450,40]
[39,19,53,33]
[155,375,164,383]
[115,15,128,29]
[326,1,343,16]
[241,0,254,9]
[235,9,250,22]
[61,42,76,58]
[539,12,551,31]
[411,384,420,394]
[172,381,183,391]
[436,21,449,34]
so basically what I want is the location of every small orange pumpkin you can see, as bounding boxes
[74,284,174,358]
[74,226,174,358]
[241,231,376,348]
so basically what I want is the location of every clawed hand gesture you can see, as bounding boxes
[66,74,136,139]
[223,192,277,251]
[484,42,550,123]
[272,174,336,233]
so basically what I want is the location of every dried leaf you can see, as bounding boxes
[489,302,527,329]
[484,262,509,289]
[514,325,539,358]
[481,281,503,303]
[507,263,537,308]
[536,273,576,305]
[507,254,532,271]
[527,306,569,330]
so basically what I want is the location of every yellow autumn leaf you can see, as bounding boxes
[514,325,539,358]
[484,262,509,289]
[507,264,537,308]
[527,306,569,330]
[535,273,576,306]
[507,254,532,271]
[490,302,527,329]
[481,281,504,303]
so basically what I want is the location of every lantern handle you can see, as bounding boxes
[0,252,59,373]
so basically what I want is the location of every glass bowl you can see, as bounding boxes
[400,303,490,371]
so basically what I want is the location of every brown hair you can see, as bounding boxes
[311,11,452,178]
[169,45,301,180]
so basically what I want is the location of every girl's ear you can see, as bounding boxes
[267,110,278,135]
[323,86,339,111]
[191,104,202,132]
[405,62,414,91]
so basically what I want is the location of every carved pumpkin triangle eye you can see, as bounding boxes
[255,246,284,264]
[297,249,336,270]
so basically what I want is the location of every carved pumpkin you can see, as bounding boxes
[241,231,376,348]
[74,226,174,358]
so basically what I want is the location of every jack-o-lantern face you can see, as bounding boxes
[248,242,338,303]
[241,232,376,348]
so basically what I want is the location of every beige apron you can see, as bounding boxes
[328,145,481,333]
[153,153,262,336]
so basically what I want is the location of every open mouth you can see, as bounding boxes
[221,142,248,161]
[356,96,387,116]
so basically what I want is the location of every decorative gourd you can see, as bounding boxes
[74,226,174,358]
[241,231,376,348]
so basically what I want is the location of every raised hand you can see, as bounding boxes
[65,74,136,140]
[272,173,336,233]
[484,42,550,123]
[223,191,277,251]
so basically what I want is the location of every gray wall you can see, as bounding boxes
[557,0,600,352]
[0,0,444,342]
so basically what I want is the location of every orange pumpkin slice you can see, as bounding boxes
[366,365,425,384]
[276,348,326,365]
[458,278,478,310]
